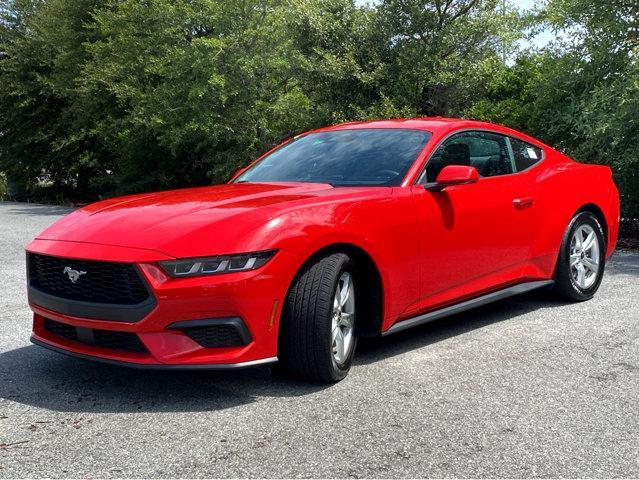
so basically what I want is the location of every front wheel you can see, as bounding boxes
[553,211,606,301]
[279,253,357,383]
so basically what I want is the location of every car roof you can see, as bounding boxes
[306,117,548,149]
[310,117,492,133]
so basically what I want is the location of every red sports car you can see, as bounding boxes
[26,118,620,382]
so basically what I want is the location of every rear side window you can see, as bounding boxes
[510,137,544,172]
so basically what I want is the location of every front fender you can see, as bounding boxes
[256,188,420,327]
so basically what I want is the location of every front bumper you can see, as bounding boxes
[27,239,298,368]
[30,336,277,370]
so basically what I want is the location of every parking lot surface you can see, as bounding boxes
[1,201,638,478]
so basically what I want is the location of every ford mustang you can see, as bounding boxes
[26,118,620,382]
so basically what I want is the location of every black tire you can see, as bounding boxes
[278,253,357,383]
[553,211,606,302]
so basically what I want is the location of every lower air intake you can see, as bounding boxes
[44,318,148,354]
[183,325,247,348]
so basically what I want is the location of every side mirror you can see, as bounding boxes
[425,165,479,192]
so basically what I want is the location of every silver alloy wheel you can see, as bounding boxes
[570,224,600,289]
[331,272,355,364]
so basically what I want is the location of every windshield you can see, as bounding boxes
[235,128,432,186]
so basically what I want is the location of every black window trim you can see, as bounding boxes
[414,128,546,185]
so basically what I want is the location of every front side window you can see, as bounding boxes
[235,129,432,187]
[422,131,515,182]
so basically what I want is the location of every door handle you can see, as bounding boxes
[512,197,534,208]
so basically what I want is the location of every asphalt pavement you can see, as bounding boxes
[1,201,638,478]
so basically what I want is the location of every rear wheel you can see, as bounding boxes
[279,253,357,382]
[553,211,606,301]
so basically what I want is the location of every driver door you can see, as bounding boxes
[411,130,537,312]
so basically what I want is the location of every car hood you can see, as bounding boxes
[36,182,385,258]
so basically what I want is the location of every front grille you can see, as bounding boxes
[28,253,150,305]
[44,318,148,353]
[183,325,246,348]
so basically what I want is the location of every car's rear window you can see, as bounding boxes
[235,129,432,186]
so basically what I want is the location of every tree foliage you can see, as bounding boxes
[0,0,637,221]
[0,0,103,198]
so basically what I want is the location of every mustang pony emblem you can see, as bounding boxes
[63,267,87,283]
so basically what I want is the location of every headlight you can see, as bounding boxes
[159,250,278,278]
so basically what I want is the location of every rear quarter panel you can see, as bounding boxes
[524,150,619,279]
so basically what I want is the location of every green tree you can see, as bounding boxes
[371,0,525,115]
[78,0,322,191]
[539,0,639,218]
[0,0,104,199]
